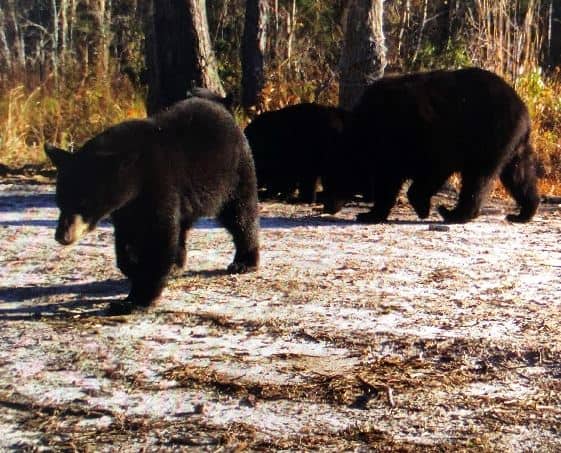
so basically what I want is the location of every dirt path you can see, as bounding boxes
[1,180,561,451]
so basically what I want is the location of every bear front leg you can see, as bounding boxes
[407,175,450,220]
[112,206,142,278]
[356,177,403,223]
[109,219,179,315]
[115,228,138,278]
[172,221,192,274]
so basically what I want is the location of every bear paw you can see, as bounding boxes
[505,213,531,223]
[227,261,258,274]
[107,299,136,316]
[410,199,431,219]
[356,212,387,224]
[170,263,185,277]
[437,205,470,224]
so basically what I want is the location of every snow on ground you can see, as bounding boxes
[1,180,561,451]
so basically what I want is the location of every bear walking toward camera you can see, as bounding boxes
[323,68,540,223]
[46,97,259,314]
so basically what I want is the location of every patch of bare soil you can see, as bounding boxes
[1,181,561,451]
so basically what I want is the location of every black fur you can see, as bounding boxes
[323,68,540,223]
[245,103,349,203]
[186,87,235,112]
[46,98,259,313]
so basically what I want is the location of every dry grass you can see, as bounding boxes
[1,66,560,196]
[2,183,561,450]
[0,75,145,169]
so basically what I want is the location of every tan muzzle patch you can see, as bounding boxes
[55,214,91,245]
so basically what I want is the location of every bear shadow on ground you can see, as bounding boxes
[0,193,55,213]
[0,219,58,228]
[381,218,446,225]
[193,216,356,230]
[182,269,231,278]
[0,299,110,321]
[0,279,128,320]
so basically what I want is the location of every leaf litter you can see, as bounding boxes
[1,180,561,451]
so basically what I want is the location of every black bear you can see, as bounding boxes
[244,103,349,203]
[323,68,540,223]
[46,97,260,314]
[186,87,235,113]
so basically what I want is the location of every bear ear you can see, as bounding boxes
[44,144,71,168]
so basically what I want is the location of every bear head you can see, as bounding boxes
[45,141,139,245]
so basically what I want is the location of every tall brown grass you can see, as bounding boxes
[516,69,561,195]
[1,65,560,195]
[0,74,145,169]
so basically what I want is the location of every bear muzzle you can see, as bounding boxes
[55,213,91,245]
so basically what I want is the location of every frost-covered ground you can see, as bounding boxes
[1,179,561,451]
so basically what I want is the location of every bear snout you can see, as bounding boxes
[55,213,90,245]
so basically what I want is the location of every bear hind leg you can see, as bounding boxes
[298,176,320,204]
[218,174,259,274]
[356,176,403,223]
[218,196,259,274]
[173,221,192,273]
[500,145,540,223]
[407,174,450,219]
[438,172,492,223]
[114,223,139,278]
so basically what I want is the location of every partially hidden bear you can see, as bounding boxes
[46,97,260,314]
[323,67,541,223]
[244,103,349,203]
[186,87,235,113]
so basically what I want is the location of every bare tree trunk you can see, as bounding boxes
[91,0,109,78]
[548,0,561,68]
[286,0,296,62]
[144,0,164,113]
[145,0,224,114]
[397,0,411,57]
[185,0,225,96]
[435,0,453,51]
[339,0,352,31]
[75,0,90,80]
[60,0,68,68]
[51,0,59,84]
[339,0,386,110]
[6,0,25,72]
[270,0,279,60]
[241,0,268,110]
[0,8,12,75]
[411,0,428,63]
[274,0,279,33]
[69,0,77,54]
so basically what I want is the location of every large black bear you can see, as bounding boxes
[244,103,349,203]
[46,97,260,314]
[323,68,540,223]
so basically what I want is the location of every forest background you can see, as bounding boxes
[1,0,561,194]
